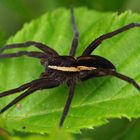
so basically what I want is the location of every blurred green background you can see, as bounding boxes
[0,0,140,140]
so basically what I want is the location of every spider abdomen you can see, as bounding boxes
[76,55,116,70]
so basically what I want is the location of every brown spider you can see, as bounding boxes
[0,8,140,127]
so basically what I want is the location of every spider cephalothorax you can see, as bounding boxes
[0,8,140,127]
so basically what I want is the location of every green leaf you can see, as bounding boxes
[0,129,75,140]
[0,7,140,134]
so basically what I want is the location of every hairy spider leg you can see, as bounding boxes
[0,78,50,98]
[0,87,38,114]
[0,51,47,59]
[69,8,79,57]
[95,69,140,91]
[0,41,58,57]
[82,23,140,56]
[0,78,60,114]
[108,70,140,91]
[59,80,75,127]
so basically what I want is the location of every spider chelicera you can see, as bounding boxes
[0,8,140,128]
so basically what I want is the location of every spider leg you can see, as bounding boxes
[0,41,58,57]
[0,78,48,98]
[0,51,47,59]
[59,80,75,127]
[108,70,140,91]
[0,86,38,114]
[0,78,60,114]
[82,23,140,56]
[69,7,79,57]
[97,69,140,92]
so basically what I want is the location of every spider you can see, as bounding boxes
[0,8,140,128]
